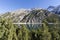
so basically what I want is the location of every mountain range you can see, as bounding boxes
[0,5,60,24]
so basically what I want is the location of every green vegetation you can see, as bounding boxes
[0,17,60,40]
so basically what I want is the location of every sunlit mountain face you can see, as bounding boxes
[1,5,60,23]
[0,8,52,23]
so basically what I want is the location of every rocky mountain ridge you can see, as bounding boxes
[0,6,60,23]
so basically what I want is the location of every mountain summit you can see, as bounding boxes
[47,5,60,14]
[1,8,55,23]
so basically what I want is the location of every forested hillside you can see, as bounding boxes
[0,5,60,40]
[0,14,60,40]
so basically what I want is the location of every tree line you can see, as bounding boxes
[0,17,60,40]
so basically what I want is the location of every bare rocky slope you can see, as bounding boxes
[0,8,60,24]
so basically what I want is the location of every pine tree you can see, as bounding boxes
[0,17,18,40]
[18,24,29,40]
[41,23,51,40]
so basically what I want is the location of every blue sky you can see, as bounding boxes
[0,0,60,13]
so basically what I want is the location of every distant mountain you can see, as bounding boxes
[1,9,30,23]
[47,5,60,15]
[21,8,51,23]
[1,8,54,23]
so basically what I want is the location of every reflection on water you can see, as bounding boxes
[15,24,42,30]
